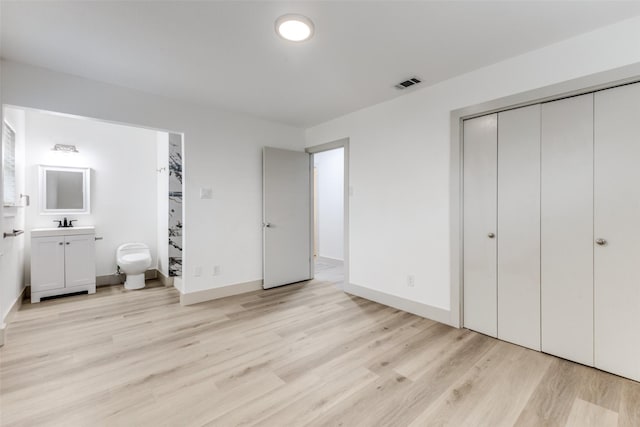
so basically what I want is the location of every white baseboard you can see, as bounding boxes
[180,279,263,306]
[344,282,452,326]
[1,286,27,347]
[316,256,344,266]
[96,274,123,286]
[96,269,159,287]
[157,270,174,287]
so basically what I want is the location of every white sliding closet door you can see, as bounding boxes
[463,114,498,337]
[497,105,541,351]
[541,94,594,366]
[594,82,640,381]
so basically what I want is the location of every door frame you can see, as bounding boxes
[313,166,318,258]
[451,63,640,329]
[2,103,186,292]
[305,138,349,289]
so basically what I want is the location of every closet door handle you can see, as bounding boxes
[488,233,495,239]
[595,238,607,246]
[66,242,71,245]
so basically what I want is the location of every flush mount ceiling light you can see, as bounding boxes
[52,143,79,153]
[275,14,314,42]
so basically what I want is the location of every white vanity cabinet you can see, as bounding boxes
[30,227,96,303]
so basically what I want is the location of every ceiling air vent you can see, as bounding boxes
[395,77,422,90]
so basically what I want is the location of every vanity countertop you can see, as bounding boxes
[31,226,95,238]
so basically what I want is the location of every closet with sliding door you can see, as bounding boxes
[463,81,640,382]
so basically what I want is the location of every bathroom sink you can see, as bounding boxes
[31,226,95,238]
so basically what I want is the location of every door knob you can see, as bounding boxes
[263,222,272,228]
[58,242,64,246]
[595,238,607,246]
[488,233,495,239]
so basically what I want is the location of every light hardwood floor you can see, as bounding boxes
[1,279,639,427]
[313,259,344,285]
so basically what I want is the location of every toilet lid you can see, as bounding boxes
[121,253,149,262]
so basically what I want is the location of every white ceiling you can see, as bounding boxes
[2,1,640,127]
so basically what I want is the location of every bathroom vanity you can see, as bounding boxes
[30,226,96,303]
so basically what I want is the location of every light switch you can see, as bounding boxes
[200,188,213,199]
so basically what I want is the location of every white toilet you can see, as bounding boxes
[116,243,152,290]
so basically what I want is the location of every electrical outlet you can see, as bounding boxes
[407,275,415,287]
[213,265,221,276]
[194,266,202,277]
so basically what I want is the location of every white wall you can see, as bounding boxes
[156,132,169,277]
[314,148,343,261]
[1,59,306,294]
[1,107,26,324]
[22,109,159,280]
[1,39,5,337]
[0,73,3,338]
[306,16,640,316]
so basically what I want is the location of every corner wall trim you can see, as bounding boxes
[180,279,263,306]
[157,270,174,287]
[344,282,452,327]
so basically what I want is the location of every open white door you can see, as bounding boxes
[263,147,312,289]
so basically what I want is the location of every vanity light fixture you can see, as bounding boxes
[52,143,79,153]
[275,14,314,42]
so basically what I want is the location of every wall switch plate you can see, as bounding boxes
[213,265,221,276]
[407,275,415,287]
[194,266,202,277]
[200,188,213,199]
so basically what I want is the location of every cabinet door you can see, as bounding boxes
[463,114,498,337]
[497,105,541,351]
[541,94,594,366]
[594,82,640,381]
[31,236,65,291]
[64,235,96,288]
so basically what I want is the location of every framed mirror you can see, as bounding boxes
[39,165,91,214]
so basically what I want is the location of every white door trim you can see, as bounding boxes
[306,138,350,289]
[451,63,640,328]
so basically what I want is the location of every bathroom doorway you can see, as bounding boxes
[4,105,184,295]
[307,140,348,287]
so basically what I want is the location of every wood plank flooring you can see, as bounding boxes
[1,278,639,426]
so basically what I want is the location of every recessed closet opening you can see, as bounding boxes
[460,79,640,382]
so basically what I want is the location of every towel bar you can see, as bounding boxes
[3,229,24,238]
